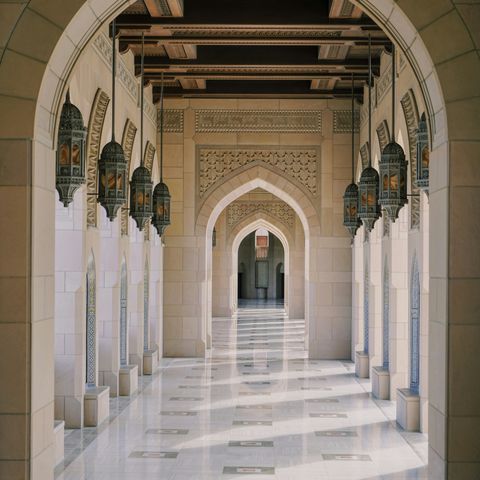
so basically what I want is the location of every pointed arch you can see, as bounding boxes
[86,88,110,227]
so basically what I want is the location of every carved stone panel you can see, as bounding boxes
[227,201,295,232]
[400,89,420,230]
[121,119,137,236]
[86,89,110,228]
[161,109,184,133]
[197,146,319,198]
[333,110,359,133]
[195,110,322,133]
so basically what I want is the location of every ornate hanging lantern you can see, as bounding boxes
[98,19,128,221]
[358,34,381,232]
[56,91,87,207]
[152,72,171,237]
[415,113,429,192]
[379,44,408,221]
[130,33,153,230]
[152,181,171,236]
[343,74,361,237]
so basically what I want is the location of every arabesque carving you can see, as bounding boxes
[360,143,370,170]
[120,119,137,235]
[333,110,359,133]
[376,120,390,152]
[198,146,319,197]
[86,89,110,227]
[227,201,295,231]
[195,110,322,133]
[400,89,420,230]
[144,141,156,173]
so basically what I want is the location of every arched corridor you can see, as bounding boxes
[0,1,479,479]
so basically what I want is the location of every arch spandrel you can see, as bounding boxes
[195,165,320,238]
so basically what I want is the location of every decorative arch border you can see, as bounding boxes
[120,118,137,235]
[376,119,390,152]
[400,89,421,229]
[86,88,110,227]
[144,140,156,173]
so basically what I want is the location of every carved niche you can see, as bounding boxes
[197,146,319,198]
[195,110,322,133]
[120,119,137,236]
[86,89,110,227]
[227,201,295,232]
[400,89,421,230]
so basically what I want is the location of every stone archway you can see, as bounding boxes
[194,165,321,356]
[0,1,478,478]
[230,218,293,316]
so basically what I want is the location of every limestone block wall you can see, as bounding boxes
[161,98,356,359]
[54,28,163,426]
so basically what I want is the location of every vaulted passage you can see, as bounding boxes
[0,0,479,479]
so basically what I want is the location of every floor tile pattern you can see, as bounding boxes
[56,307,428,479]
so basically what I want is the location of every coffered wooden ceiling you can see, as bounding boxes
[114,0,390,101]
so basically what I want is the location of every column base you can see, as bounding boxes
[143,348,158,375]
[53,420,64,466]
[396,388,420,431]
[84,386,110,427]
[119,365,139,396]
[372,366,390,399]
[355,351,369,378]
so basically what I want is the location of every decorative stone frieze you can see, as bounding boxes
[86,89,110,227]
[400,89,421,230]
[197,146,319,197]
[93,32,156,125]
[227,201,295,231]
[333,110,360,133]
[195,110,322,133]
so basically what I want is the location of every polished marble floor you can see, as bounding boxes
[57,308,428,479]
